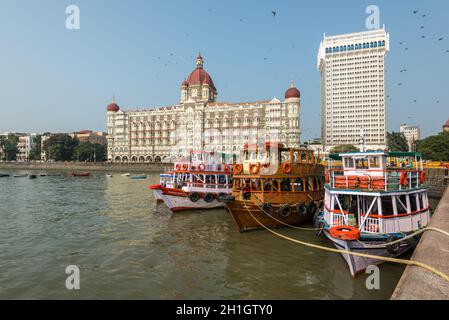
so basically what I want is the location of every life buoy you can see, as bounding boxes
[261,203,273,216]
[175,164,181,170]
[329,226,360,240]
[188,192,200,202]
[297,203,308,215]
[198,163,205,171]
[279,204,292,218]
[399,171,408,186]
[182,164,188,170]
[420,171,425,184]
[233,164,243,174]
[224,165,231,172]
[249,163,260,174]
[282,163,292,174]
[203,193,215,203]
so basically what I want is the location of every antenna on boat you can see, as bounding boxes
[359,128,366,152]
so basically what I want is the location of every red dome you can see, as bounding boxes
[285,86,300,99]
[107,103,120,112]
[187,68,215,89]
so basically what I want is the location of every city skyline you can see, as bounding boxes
[1,0,448,141]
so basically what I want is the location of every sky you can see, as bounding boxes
[0,0,448,141]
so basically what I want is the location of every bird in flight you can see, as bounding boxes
[272,10,276,17]
[413,10,418,14]
[438,38,444,41]
[422,14,427,18]
[420,26,424,29]
[398,83,403,86]
[421,35,426,38]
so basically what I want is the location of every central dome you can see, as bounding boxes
[184,53,216,90]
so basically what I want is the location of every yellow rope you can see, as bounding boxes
[244,200,449,282]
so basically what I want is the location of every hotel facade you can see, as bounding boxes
[317,28,389,151]
[107,54,302,163]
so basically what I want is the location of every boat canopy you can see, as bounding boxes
[329,151,422,161]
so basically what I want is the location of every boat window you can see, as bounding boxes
[263,179,272,192]
[396,195,408,214]
[369,157,380,169]
[355,158,369,169]
[272,179,280,192]
[234,178,242,191]
[380,196,394,215]
[344,157,354,168]
[251,179,261,191]
[218,175,226,185]
[293,178,304,191]
[312,177,319,190]
[280,178,292,192]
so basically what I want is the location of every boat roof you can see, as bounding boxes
[329,151,422,160]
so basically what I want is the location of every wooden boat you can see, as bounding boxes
[149,151,233,212]
[14,174,28,178]
[70,172,91,177]
[316,151,431,277]
[222,142,325,232]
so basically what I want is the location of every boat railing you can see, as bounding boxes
[173,162,232,173]
[328,169,424,192]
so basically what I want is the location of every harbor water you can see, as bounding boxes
[0,170,440,299]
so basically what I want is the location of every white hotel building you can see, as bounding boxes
[400,124,420,151]
[107,54,302,163]
[317,28,389,151]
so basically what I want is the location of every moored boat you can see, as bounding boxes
[222,142,325,232]
[106,173,113,178]
[316,151,431,277]
[29,174,37,179]
[121,173,130,177]
[131,174,147,180]
[14,174,28,178]
[149,151,233,212]
[0,173,10,177]
[70,172,91,177]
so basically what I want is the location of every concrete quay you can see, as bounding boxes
[0,161,170,173]
[392,186,449,300]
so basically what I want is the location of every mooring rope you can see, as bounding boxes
[244,199,449,283]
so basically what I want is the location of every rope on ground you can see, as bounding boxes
[244,200,449,283]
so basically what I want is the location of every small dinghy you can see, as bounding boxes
[131,174,147,180]
[0,173,10,178]
[106,173,113,178]
[70,172,91,177]
[29,174,37,179]
[121,173,130,177]
[40,173,48,177]
[14,174,28,178]
[47,173,62,177]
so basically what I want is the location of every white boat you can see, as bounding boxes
[316,151,431,277]
[149,152,233,212]
[121,173,130,177]
[106,173,113,178]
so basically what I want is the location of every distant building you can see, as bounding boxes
[71,130,107,145]
[400,124,420,151]
[317,28,389,152]
[443,119,449,133]
[17,134,38,162]
[304,138,326,159]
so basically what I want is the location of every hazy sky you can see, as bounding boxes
[0,0,448,141]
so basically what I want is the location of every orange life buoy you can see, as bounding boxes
[233,164,243,174]
[329,226,361,240]
[282,163,292,174]
[249,163,260,174]
[399,171,408,186]
[182,164,188,170]
[175,164,181,171]
[224,164,231,172]
[198,163,205,171]
[420,171,425,184]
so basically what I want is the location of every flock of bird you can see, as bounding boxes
[393,10,447,109]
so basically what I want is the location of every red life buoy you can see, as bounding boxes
[282,163,292,174]
[329,226,361,240]
[420,171,425,184]
[182,164,188,170]
[233,164,243,174]
[198,163,205,171]
[249,163,260,174]
[175,164,181,171]
[400,171,408,186]
[224,164,231,172]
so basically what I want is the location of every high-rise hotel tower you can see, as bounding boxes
[317,28,390,151]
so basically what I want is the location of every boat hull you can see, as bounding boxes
[152,189,165,203]
[159,192,225,212]
[225,200,315,232]
[323,230,417,277]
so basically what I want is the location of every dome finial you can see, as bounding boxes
[112,94,116,103]
[196,52,204,68]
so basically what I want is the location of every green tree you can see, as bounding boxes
[0,134,19,161]
[28,135,42,161]
[43,134,78,161]
[330,144,359,153]
[73,142,107,162]
[416,132,449,161]
[387,132,409,152]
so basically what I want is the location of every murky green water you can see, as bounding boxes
[0,170,439,299]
